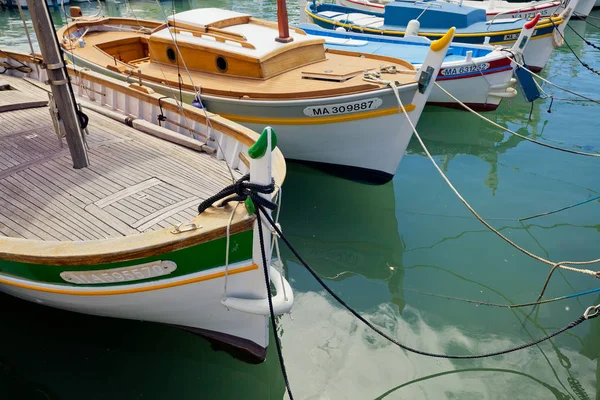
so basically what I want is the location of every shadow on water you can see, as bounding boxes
[279,162,407,313]
[0,293,285,399]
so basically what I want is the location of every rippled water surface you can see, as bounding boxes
[1,1,600,399]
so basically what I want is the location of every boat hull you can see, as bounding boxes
[0,261,271,359]
[433,63,515,110]
[337,0,562,20]
[306,9,556,71]
[67,54,419,182]
[301,25,516,110]
[0,229,276,361]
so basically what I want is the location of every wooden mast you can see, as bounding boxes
[275,0,293,43]
[25,0,90,168]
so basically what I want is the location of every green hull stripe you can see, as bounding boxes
[0,231,253,287]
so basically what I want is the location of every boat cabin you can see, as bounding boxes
[96,8,328,79]
[383,0,487,29]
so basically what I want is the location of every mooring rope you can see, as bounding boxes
[518,195,600,222]
[575,11,600,24]
[253,200,600,359]
[566,24,600,51]
[503,51,600,104]
[549,19,600,76]
[434,83,600,157]
[197,177,293,399]
[395,81,600,278]
[406,285,600,309]
[196,173,599,390]
[365,69,600,280]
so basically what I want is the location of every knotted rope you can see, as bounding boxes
[197,174,277,215]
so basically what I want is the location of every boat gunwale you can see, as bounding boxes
[305,4,564,37]
[56,17,425,99]
[0,50,286,266]
[339,0,563,16]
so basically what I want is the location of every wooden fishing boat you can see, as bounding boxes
[56,6,454,183]
[298,16,540,111]
[305,0,577,72]
[0,50,292,361]
[336,0,566,20]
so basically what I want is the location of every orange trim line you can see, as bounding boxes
[0,264,258,296]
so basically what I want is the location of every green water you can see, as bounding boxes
[2,1,600,398]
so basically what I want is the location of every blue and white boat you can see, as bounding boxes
[298,21,539,110]
[304,0,577,71]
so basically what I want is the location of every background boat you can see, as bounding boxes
[305,0,572,71]
[57,7,453,182]
[297,21,538,111]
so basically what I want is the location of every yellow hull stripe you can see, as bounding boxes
[492,32,552,46]
[0,264,258,296]
[220,105,415,126]
[306,10,562,38]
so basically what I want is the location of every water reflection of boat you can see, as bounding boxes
[0,292,286,399]
[407,108,525,194]
[280,164,407,312]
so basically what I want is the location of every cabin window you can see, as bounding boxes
[166,47,177,63]
[216,55,228,73]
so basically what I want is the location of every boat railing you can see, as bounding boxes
[0,50,285,182]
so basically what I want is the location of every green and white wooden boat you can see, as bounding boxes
[0,50,292,361]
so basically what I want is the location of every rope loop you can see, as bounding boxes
[197,174,277,215]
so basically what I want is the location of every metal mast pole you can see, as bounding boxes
[25,0,89,168]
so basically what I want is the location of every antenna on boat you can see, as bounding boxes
[276,0,293,43]
[24,0,89,168]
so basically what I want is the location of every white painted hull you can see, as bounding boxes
[573,0,597,16]
[67,54,421,180]
[521,32,556,71]
[431,68,516,109]
[242,111,410,176]
[0,261,273,356]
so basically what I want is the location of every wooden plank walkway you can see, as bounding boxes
[0,75,239,241]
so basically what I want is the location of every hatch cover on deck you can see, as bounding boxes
[84,177,200,235]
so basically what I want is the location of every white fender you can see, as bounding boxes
[221,266,294,315]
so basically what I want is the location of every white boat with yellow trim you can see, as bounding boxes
[57,6,454,183]
[298,16,542,111]
[0,50,292,361]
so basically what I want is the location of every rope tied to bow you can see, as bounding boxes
[197,174,277,215]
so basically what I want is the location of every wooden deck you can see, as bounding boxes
[60,20,417,100]
[0,75,239,241]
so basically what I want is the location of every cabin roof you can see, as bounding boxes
[153,9,321,60]
[167,8,251,29]
[383,0,487,29]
